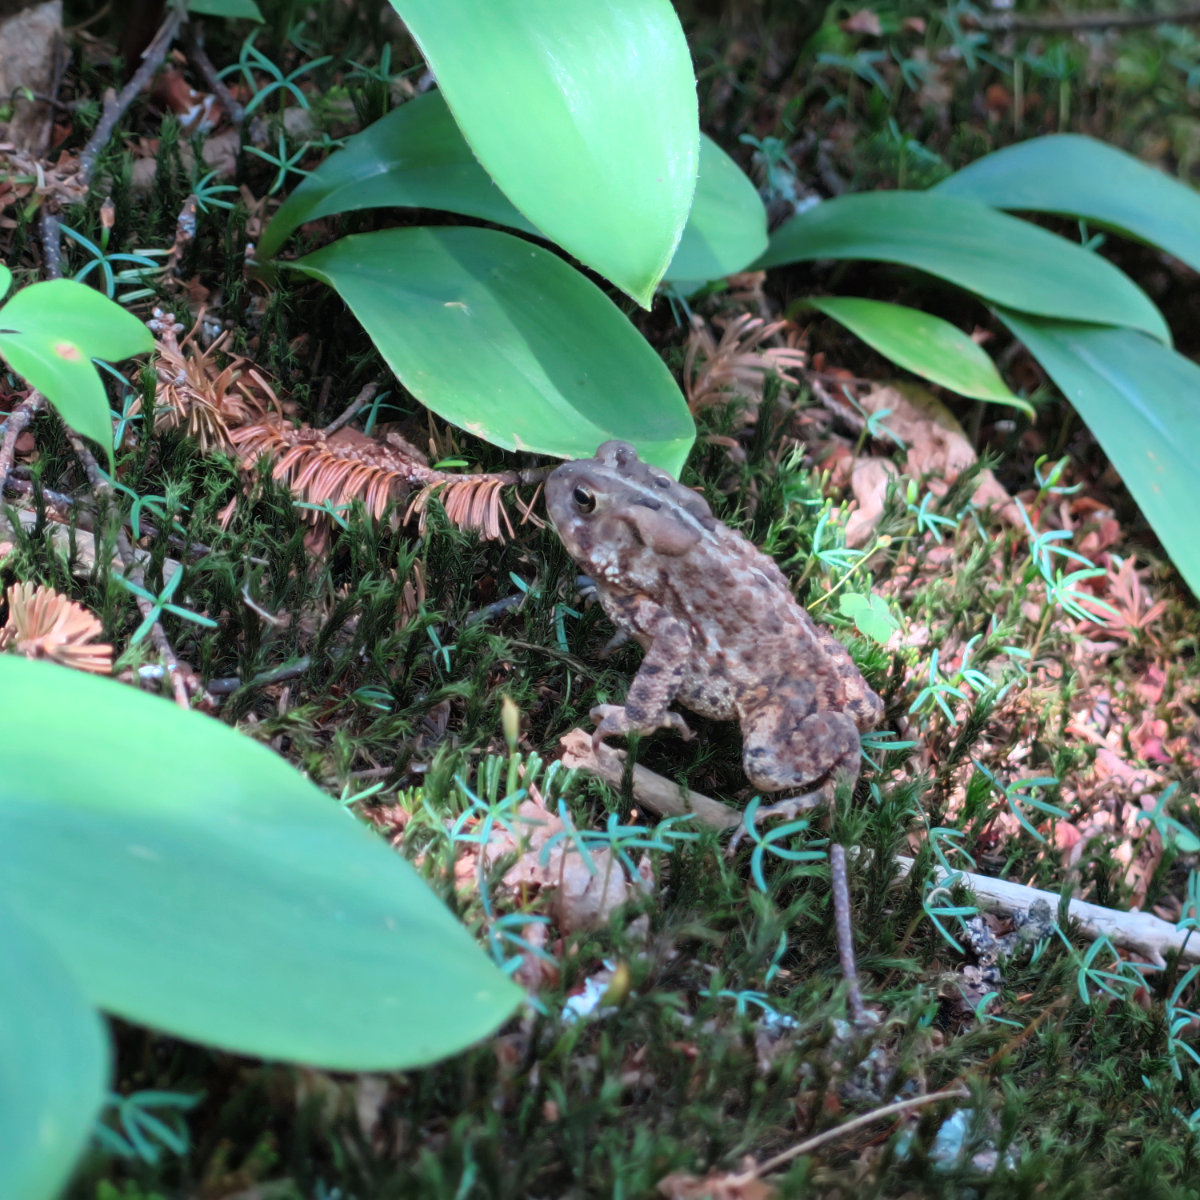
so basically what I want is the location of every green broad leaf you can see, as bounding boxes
[0,279,152,473]
[0,334,115,471]
[663,136,767,282]
[996,310,1200,599]
[0,262,11,299]
[257,91,540,261]
[188,0,263,16]
[0,278,153,361]
[839,592,899,644]
[259,89,759,288]
[0,656,523,1071]
[390,0,699,307]
[756,192,1169,343]
[802,295,1030,413]
[0,896,109,1200]
[291,226,695,474]
[935,134,1200,275]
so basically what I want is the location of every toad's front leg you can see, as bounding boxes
[590,611,695,749]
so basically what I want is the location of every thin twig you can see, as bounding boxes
[0,393,46,493]
[40,210,63,279]
[1,473,80,515]
[892,856,1200,966]
[978,6,1200,33]
[560,734,1200,965]
[77,6,185,184]
[180,21,246,128]
[323,381,379,435]
[559,728,742,830]
[41,4,185,271]
[731,1086,971,1183]
[206,656,312,697]
[831,842,866,1024]
[25,93,80,114]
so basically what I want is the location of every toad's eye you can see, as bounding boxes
[573,486,596,513]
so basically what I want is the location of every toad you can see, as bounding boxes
[546,440,882,798]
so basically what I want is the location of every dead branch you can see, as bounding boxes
[179,20,246,129]
[559,729,1200,965]
[559,727,742,830]
[41,3,185,273]
[205,655,312,698]
[977,6,1200,33]
[77,5,185,183]
[322,381,379,435]
[0,391,45,494]
[5,508,183,586]
[892,856,1200,967]
[733,1086,971,1183]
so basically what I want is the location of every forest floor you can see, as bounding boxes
[4,2,1200,1197]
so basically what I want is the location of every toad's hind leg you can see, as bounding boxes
[737,701,869,1024]
[740,704,862,794]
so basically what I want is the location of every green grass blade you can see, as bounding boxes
[258,92,538,260]
[0,334,115,471]
[0,278,153,360]
[260,89,760,290]
[803,295,1029,411]
[664,135,767,282]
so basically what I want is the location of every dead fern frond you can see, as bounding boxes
[0,581,112,674]
[407,476,514,540]
[231,423,433,520]
[230,419,533,540]
[684,314,807,412]
[152,314,279,452]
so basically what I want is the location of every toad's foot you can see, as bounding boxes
[589,703,694,751]
[727,787,828,851]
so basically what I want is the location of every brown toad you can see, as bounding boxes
[546,440,882,798]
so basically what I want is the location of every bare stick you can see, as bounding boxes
[0,392,45,494]
[559,728,741,830]
[206,656,312,697]
[978,5,1200,33]
[42,5,185,272]
[1,474,80,515]
[560,736,1200,966]
[323,382,379,435]
[77,7,185,183]
[830,842,866,1024]
[180,21,246,128]
[893,856,1199,966]
[39,210,63,279]
[731,1085,970,1183]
